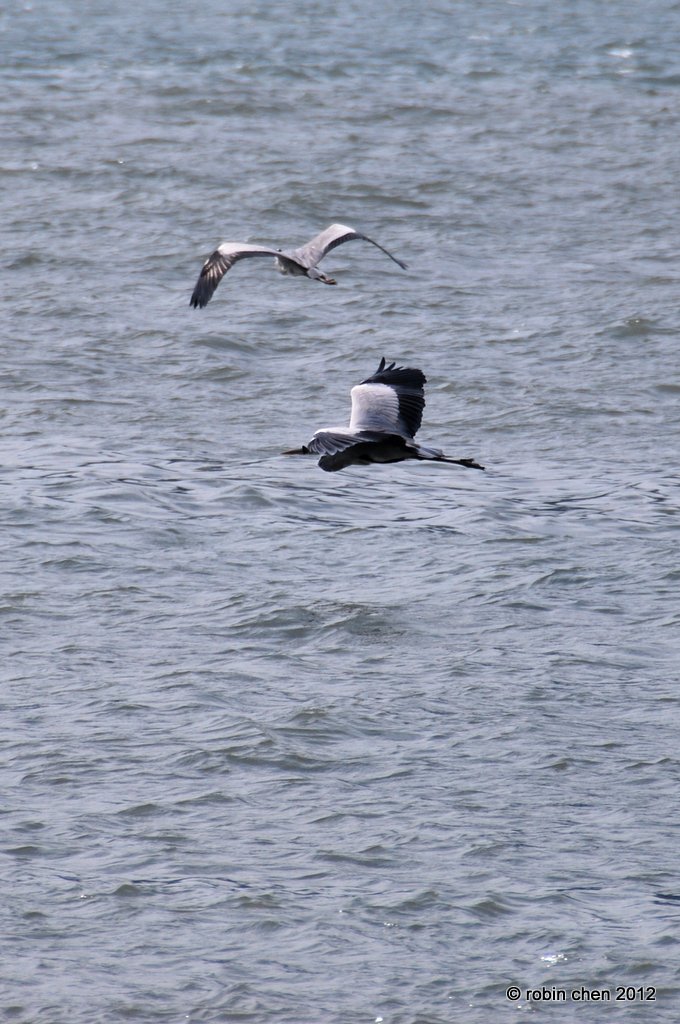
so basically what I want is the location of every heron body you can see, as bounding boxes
[284,358,484,474]
[190,223,407,308]
[274,256,310,279]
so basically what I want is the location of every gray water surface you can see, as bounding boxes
[2,1,680,1021]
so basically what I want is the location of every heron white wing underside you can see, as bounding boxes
[349,384,403,434]
[357,359,427,437]
[349,381,425,438]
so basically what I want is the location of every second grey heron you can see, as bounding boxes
[284,358,485,473]
[190,223,407,308]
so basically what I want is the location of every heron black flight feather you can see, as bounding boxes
[283,358,484,474]
[360,358,426,438]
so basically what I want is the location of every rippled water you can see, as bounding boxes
[2,1,680,1021]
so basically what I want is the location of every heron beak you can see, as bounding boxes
[282,446,309,455]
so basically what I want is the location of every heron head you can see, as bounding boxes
[282,445,310,456]
[306,267,337,286]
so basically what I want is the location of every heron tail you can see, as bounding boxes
[306,267,336,285]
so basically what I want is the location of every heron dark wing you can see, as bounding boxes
[189,242,283,308]
[290,223,407,270]
[307,430,410,472]
[359,358,427,438]
[316,448,364,472]
[361,357,426,391]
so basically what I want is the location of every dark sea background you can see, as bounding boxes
[2,1,680,1021]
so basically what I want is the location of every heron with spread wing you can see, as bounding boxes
[190,223,407,308]
[284,358,484,473]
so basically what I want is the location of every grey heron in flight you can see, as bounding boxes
[190,223,407,308]
[284,358,484,473]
